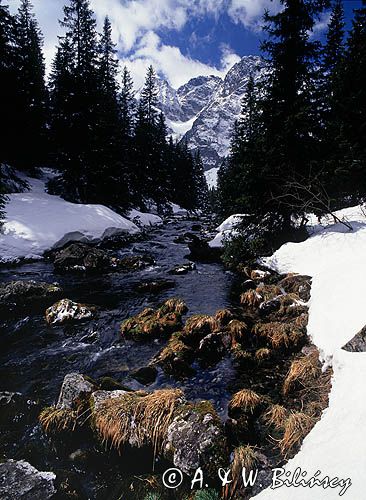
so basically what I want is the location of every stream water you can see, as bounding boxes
[0,216,236,498]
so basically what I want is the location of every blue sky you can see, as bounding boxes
[8,0,364,88]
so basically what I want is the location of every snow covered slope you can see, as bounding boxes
[0,175,140,264]
[253,206,366,499]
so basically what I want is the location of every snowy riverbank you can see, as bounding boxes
[0,174,150,264]
[253,205,366,499]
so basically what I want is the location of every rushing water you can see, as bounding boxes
[0,216,236,496]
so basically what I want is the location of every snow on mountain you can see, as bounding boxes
[182,56,266,170]
[156,56,266,172]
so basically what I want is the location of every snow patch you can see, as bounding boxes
[127,209,163,227]
[0,175,139,264]
[208,214,247,248]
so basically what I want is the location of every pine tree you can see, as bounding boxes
[50,0,99,202]
[0,1,18,165]
[15,0,47,168]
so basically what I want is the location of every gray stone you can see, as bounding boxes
[0,280,62,312]
[56,373,95,410]
[0,460,56,500]
[167,405,227,475]
[90,390,128,411]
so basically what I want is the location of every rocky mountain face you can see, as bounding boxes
[156,55,266,174]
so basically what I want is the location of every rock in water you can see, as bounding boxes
[45,298,95,325]
[56,373,95,410]
[0,280,62,315]
[0,460,56,500]
[187,235,222,263]
[52,242,112,272]
[169,262,196,275]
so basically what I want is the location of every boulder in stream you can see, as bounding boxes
[45,298,95,325]
[52,242,112,272]
[0,280,62,315]
[169,262,196,275]
[0,460,56,500]
[56,373,95,410]
[187,235,222,263]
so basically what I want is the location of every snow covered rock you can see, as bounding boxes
[0,460,56,500]
[0,175,139,265]
[209,214,247,248]
[127,209,163,228]
[45,299,95,325]
[56,373,95,410]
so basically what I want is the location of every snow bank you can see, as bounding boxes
[205,167,219,189]
[208,214,247,248]
[0,175,139,264]
[127,209,163,227]
[168,203,188,217]
[254,205,366,499]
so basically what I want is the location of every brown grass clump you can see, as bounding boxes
[279,412,315,457]
[93,389,184,458]
[254,321,304,350]
[240,289,263,308]
[232,345,254,365]
[263,404,288,430]
[226,445,259,499]
[283,352,321,395]
[256,284,282,301]
[214,309,234,326]
[228,319,248,345]
[39,407,79,434]
[158,297,188,316]
[255,348,271,362]
[229,389,262,414]
[120,299,187,340]
[153,333,193,377]
[183,314,218,340]
[294,312,309,328]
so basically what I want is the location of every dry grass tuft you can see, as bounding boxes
[228,319,248,345]
[283,352,321,395]
[279,412,315,457]
[240,289,262,308]
[93,389,184,458]
[263,404,288,430]
[214,309,234,326]
[39,407,79,434]
[256,284,282,301]
[254,321,304,350]
[232,444,258,472]
[229,389,262,414]
[120,299,187,340]
[184,314,218,338]
[158,298,188,316]
[255,347,271,361]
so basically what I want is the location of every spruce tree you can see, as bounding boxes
[258,0,325,225]
[0,2,18,165]
[90,17,130,208]
[192,150,209,210]
[15,0,47,168]
[337,0,366,199]
[50,0,99,202]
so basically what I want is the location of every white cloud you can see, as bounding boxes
[122,31,240,89]
[228,0,282,29]
[7,0,265,88]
